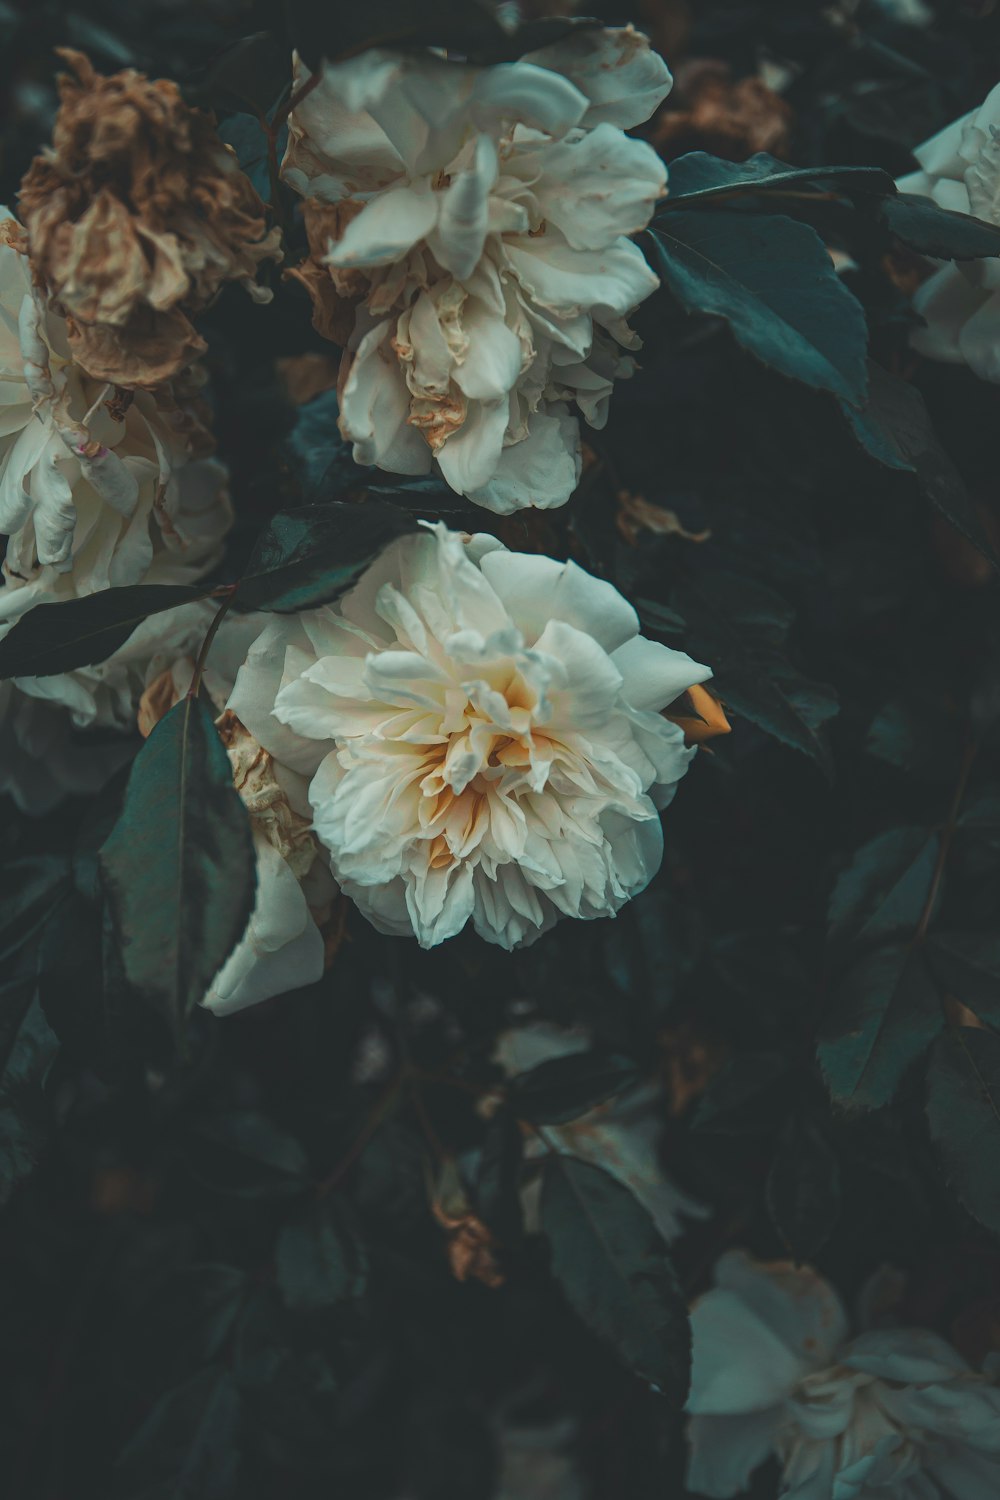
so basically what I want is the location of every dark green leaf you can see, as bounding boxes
[275,1196,368,1313]
[927,933,1000,1030]
[0,584,210,679]
[818,944,943,1111]
[866,696,963,780]
[0,976,58,1205]
[189,1111,311,1198]
[0,854,71,966]
[882,193,1000,260]
[843,363,999,568]
[115,1364,243,1500]
[236,502,418,613]
[476,1109,525,1248]
[540,1156,690,1404]
[508,1051,638,1125]
[677,571,837,773]
[828,827,939,945]
[190,31,290,115]
[694,1052,793,1131]
[662,151,894,206]
[100,697,256,1045]
[646,212,869,407]
[927,1026,1000,1235]
[766,1112,841,1261]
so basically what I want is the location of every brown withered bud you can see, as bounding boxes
[654,61,793,163]
[18,49,282,388]
[432,1199,506,1289]
[664,683,732,746]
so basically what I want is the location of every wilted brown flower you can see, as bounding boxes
[18,49,282,388]
[654,61,792,162]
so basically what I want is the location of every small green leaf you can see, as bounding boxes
[663,151,894,206]
[540,1156,690,1405]
[236,502,418,613]
[0,583,209,679]
[115,1364,243,1500]
[276,1197,368,1313]
[766,1112,841,1261]
[882,193,1000,260]
[508,1051,638,1125]
[0,976,59,1205]
[100,697,256,1045]
[828,828,939,946]
[818,944,943,1111]
[927,933,1000,1030]
[927,1026,1000,1236]
[646,211,869,407]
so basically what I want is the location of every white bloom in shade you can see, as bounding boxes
[686,1251,1000,1500]
[227,522,710,950]
[281,28,671,512]
[0,214,229,598]
[495,1022,706,1241]
[897,86,1000,381]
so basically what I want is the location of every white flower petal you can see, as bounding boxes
[525,25,673,130]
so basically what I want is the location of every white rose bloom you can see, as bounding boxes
[898,86,1000,381]
[281,27,671,512]
[495,1022,706,1241]
[226,522,709,950]
[686,1251,1000,1500]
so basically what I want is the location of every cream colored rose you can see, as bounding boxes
[281,28,672,512]
[225,522,710,950]
[686,1252,1000,1499]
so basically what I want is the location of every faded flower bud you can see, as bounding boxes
[18,49,282,389]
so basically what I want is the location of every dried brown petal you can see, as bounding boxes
[19,49,282,388]
[616,489,711,546]
[284,199,367,347]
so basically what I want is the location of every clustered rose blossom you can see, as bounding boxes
[0,211,234,810]
[281,27,671,512]
[224,522,710,950]
[18,50,282,388]
[686,1252,1000,1499]
[898,82,1000,380]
